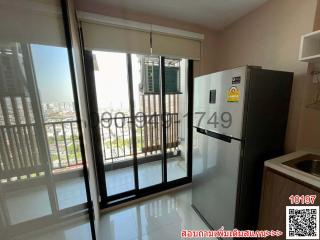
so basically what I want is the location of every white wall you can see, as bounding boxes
[214,0,318,152]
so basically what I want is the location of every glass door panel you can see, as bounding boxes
[93,51,135,196]
[83,51,192,204]
[31,44,87,210]
[131,54,163,189]
[0,0,91,238]
[164,58,188,181]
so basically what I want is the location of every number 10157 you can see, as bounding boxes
[289,195,316,205]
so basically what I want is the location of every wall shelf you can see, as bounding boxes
[299,30,320,63]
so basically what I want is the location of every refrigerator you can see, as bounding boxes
[192,66,293,231]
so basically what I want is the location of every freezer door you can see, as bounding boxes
[193,67,248,139]
[193,73,211,130]
[192,128,241,230]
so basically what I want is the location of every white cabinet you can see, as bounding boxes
[299,30,320,63]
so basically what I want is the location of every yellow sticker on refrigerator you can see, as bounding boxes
[227,86,240,102]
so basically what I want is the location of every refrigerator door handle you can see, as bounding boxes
[196,127,207,135]
[195,127,233,143]
[207,130,232,143]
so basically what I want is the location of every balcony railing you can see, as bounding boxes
[0,122,43,179]
[0,113,180,181]
[0,120,82,181]
[45,120,82,171]
[101,113,179,163]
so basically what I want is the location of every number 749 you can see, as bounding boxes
[194,112,232,128]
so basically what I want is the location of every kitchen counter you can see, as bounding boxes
[259,151,320,233]
[265,150,320,190]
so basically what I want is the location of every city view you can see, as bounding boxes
[41,101,81,171]
[0,45,184,182]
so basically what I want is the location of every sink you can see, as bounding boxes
[295,160,320,176]
[283,154,320,178]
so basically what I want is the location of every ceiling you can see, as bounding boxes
[91,0,268,30]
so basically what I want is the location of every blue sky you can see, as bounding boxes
[31,44,74,103]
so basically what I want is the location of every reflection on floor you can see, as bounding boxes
[10,187,210,240]
[99,187,212,240]
[6,185,52,224]
[4,158,186,225]
[106,157,187,196]
[4,178,87,225]
[12,218,92,240]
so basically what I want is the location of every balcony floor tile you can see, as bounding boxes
[105,156,187,195]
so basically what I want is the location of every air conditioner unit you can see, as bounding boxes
[140,57,181,94]
[0,43,26,97]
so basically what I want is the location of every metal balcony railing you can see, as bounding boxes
[0,113,180,181]
[101,113,180,163]
[0,120,82,180]
[0,122,42,179]
[44,120,82,171]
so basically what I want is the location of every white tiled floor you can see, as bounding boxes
[10,187,210,240]
[5,184,52,224]
[12,219,92,240]
[4,178,88,224]
[99,187,211,240]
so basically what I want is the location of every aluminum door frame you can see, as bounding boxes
[82,51,194,208]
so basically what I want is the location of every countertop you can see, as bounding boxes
[265,150,320,189]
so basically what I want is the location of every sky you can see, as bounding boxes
[30,45,141,113]
[31,44,74,103]
[93,51,141,114]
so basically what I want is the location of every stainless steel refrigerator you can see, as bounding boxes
[192,66,293,231]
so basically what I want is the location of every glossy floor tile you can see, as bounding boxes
[105,157,187,195]
[4,158,186,225]
[99,187,212,240]
[11,219,92,240]
[5,185,52,224]
[4,178,87,224]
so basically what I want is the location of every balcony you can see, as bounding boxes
[0,110,186,221]
[100,112,186,194]
[0,46,188,230]
[0,113,183,173]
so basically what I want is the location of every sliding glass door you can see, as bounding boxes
[92,51,136,197]
[164,58,189,182]
[131,55,164,189]
[0,0,92,239]
[84,50,192,206]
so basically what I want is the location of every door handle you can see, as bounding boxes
[196,127,206,134]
